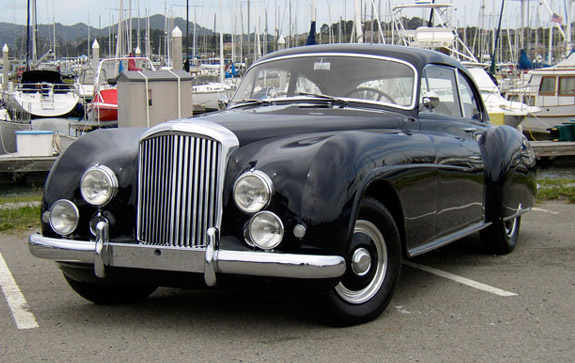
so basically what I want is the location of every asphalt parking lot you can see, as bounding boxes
[1,201,574,362]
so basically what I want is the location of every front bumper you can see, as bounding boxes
[29,222,346,287]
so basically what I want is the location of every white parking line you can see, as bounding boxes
[0,252,39,330]
[402,261,517,297]
[532,207,560,215]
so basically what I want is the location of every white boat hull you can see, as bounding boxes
[3,90,79,118]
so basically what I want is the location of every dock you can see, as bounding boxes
[0,154,57,183]
[530,141,575,160]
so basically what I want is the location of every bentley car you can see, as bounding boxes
[29,44,536,325]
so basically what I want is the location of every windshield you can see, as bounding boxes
[229,54,416,110]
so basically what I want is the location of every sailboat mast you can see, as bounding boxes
[27,0,30,70]
[353,0,363,43]
[116,0,124,57]
[219,0,224,84]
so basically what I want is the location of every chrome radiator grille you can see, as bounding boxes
[137,133,221,248]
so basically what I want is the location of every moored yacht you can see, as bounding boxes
[506,51,575,133]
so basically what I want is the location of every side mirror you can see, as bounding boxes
[422,91,440,110]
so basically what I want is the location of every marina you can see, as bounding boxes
[2,0,575,180]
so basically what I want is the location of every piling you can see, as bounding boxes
[172,26,183,71]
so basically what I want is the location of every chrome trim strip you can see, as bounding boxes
[407,221,492,257]
[28,233,346,282]
[503,204,531,222]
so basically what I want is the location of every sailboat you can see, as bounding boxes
[2,69,80,118]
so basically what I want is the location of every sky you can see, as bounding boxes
[1,0,572,35]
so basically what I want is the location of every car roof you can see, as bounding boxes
[257,44,467,74]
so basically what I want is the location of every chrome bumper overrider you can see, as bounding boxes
[29,222,346,286]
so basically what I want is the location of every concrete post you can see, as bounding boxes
[277,36,286,50]
[2,44,9,91]
[91,40,100,72]
[172,26,183,70]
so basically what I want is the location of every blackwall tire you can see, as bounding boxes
[480,216,521,255]
[320,197,401,326]
[63,274,157,305]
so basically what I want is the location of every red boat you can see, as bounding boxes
[89,88,118,122]
[88,56,155,122]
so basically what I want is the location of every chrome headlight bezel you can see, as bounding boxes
[233,170,274,214]
[49,199,80,236]
[80,164,119,207]
[248,211,284,250]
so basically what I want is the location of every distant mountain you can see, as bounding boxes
[0,14,212,57]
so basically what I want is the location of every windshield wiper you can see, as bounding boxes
[296,92,349,108]
[229,99,272,108]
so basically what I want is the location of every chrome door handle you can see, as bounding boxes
[462,127,477,133]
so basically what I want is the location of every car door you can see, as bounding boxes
[418,65,486,238]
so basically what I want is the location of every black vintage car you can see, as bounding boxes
[29,44,536,325]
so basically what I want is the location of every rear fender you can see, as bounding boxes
[480,125,536,222]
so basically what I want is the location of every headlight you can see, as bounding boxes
[49,200,79,236]
[248,211,284,250]
[80,164,118,207]
[233,170,273,213]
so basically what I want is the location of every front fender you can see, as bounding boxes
[480,125,537,221]
[42,128,147,239]
[223,131,380,256]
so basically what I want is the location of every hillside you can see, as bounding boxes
[0,14,212,58]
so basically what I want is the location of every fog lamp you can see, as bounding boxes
[49,199,79,236]
[248,211,284,250]
[81,164,118,207]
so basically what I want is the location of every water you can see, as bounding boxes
[536,158,575,180]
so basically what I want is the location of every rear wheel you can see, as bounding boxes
[480,216,521,255]
[320,197,401,326]
[63,274,157,305]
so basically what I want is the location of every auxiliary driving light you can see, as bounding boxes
[248,211,284,250]
[49,199,79,236]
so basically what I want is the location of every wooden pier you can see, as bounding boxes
[0,154,56,183]
[530,141,575,160]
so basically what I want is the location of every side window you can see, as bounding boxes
[558,77,575,96]
[457,73,481,120]
[421,66,461,117]
[539,76,556,95]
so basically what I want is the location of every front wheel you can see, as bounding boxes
[63,274,158,305]
[480,216,521,255]
[319,197,401,326]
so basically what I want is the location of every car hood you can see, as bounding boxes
[196,104,409,146]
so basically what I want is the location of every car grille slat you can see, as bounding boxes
[138,133,221,248]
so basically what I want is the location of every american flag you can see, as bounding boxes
[551,13,563,24]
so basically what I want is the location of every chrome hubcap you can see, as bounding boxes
[351,248,372,276]
[335,220,388,305]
